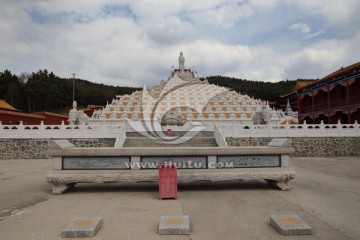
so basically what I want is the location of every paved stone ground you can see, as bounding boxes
[0,156,359,240]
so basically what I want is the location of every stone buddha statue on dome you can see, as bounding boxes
[178,52,185,70]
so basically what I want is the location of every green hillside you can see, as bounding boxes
[0,68,317,114]
[205,76,317,108]
[0,69,141,114]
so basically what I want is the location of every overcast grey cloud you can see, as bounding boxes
[0,0,359,87]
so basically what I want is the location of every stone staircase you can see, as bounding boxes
[123,135,218,148]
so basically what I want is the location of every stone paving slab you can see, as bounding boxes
[159,215,190,235]
[61,216,102,238]
[270,214,312,235]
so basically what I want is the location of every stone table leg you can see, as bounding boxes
[52,183,77,195]
[265,179,291,191]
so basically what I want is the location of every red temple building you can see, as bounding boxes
[282,61,360,124]
[0,100,68,125]
[82,105,104,117]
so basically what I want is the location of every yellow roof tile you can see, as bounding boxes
[0,100,20,111]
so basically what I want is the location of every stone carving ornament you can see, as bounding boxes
[161,109,186,126]
[68,101,89,125]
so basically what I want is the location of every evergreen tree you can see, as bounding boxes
[0,69,23,108]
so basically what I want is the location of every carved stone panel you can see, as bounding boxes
[217,155,280,168]
[63,157,130,170]
[141,156,207,169]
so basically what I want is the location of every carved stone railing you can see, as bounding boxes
[216,121,360,138]
[2,120,359,139]
[0,121,124,139]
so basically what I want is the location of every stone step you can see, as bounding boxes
[123,137,218,148]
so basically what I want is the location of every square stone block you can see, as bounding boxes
[159,215,190,235]
[270,214,312,236]
[61,216,102,238]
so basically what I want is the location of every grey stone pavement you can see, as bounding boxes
[0,156,359,240]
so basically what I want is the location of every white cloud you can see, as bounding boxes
[289,23,311,33]
[302,29,325,40]
[282,30,360,79]
[250,0,280,8]
[285,0,360,24]
[144,17,198,46]
[189,1,254,28]
[0,0,359,90]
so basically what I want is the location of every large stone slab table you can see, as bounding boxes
[46,140,295,194]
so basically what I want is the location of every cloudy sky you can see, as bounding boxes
[1,0,359,87]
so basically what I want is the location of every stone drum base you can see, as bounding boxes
[159,215,190,235]
[61,216,102,238]
[270,214,312,235]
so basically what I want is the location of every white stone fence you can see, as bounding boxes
[0,121,124,139]
[1,120,360,139]
[217,121,360,138]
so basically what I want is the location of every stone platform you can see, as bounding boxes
[46,140,295,194]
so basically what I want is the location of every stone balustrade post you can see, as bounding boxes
[18,121,24,131]
[39,121,45,133]
[337,119,342,136]
[60,121,66,131]
[303,120,307,137]
[320,120,325,137]
[354,120,359,136]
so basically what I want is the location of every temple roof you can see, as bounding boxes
[320,61,360,82]
[0,109,45,119]
[0,100,20,112]
[280,80,316,98]
[282,61,360,98]
[295,81,316,89]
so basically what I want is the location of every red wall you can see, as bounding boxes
[42,114,68,125]
[351,110,360,123]
[0,113,44,125]
[301,95,312,108]
[0,112,67,125]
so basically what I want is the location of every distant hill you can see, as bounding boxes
[204,76,318,108]
[0,69,141,114]
[1,68,317,114]
[68,78,142,107]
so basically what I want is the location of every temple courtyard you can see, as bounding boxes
[0,156,359,240]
